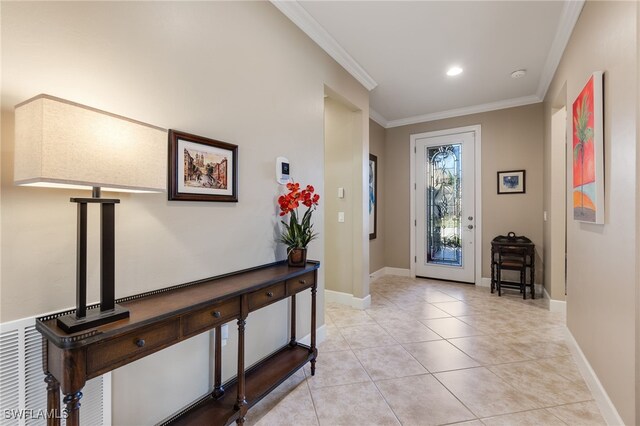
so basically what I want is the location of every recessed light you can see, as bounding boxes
[511,69,527,79]
[446,66,463,77]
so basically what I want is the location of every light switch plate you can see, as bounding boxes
[338,187,345,198]
[338,212,345,223]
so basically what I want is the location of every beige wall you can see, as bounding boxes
[543,1,637,424]
[1,2,369,424]
[384,104,544,281]
[324,96,369,298]
[369,119,385,273]
[543,103,567,301]
[324,97,354,294]
[637,2,640,420]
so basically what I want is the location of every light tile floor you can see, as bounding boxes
[245,275,606,426]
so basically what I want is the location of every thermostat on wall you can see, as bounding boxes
[276,157,290,184]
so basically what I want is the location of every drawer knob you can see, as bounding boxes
[212,311,222,318]
[135,338,145,348]
[266,291,274,298]
[299,279,306,284]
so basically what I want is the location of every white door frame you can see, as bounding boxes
[410,125,482,285]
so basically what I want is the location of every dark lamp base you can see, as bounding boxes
[57,304,129,333]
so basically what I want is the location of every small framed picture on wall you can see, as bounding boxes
[497,170,526,194]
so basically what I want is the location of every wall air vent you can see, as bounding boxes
[0,315,110,425]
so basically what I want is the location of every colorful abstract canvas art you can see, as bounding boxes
[572,72,604,223]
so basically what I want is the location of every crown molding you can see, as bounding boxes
[536,0,585,100]
[275,0,580,127]
[271,0,378,91]
[384,95,541,128]
[369,108,389,128]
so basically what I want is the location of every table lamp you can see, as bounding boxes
[14,94,167,333]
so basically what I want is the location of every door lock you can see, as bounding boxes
[468,216,473,221]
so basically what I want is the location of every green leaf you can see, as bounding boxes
[573,143,583,161]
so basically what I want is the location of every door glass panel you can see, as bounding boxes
[425,144,462,266]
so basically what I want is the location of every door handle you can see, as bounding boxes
[468,225,474,230]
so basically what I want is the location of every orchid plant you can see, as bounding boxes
[278,182,320,253]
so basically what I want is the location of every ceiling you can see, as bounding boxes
[273,1,584,128]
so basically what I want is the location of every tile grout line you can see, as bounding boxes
[315,308,408,424]
[302,369,322,426]
[351,346,405,425]
[542,406,583,425]
[314,277,604,424]
[361,298,482,424]
[429,368,482,422]
[477,406,575,424]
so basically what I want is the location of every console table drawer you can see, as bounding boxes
[87,320,180,375]
[287,272,315,294]
[248,282,286,311]
[182,297,240,336]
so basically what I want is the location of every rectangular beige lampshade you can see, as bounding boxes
[14,94,167,192]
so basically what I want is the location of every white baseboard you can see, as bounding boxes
[299,324,326,347]
[369,267,411,283]
[369,267,386,282]
[480,277,492,287]
[325,289,352,305]
[354,294,371,309]
[479,277,543,295]
[383,267,411,277]
[325,289,371,310]
[564,327,624,425]
[542,287,567,314]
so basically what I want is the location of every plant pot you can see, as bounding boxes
[288,248,307,267]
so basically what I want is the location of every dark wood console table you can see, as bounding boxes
[36,260,320,425]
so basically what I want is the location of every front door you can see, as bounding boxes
[415,131,475,283]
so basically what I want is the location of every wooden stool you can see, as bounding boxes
[495,245,529,298]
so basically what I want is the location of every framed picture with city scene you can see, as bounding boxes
[168,130,238,202]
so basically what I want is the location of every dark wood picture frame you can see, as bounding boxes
[497,170,526,194]
[369,153,378,240]
[168,129,238,202]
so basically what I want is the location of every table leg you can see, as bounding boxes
[490,247,495,293]
[45,373,61,426]
[62,391,82,426]
[212,325,224,399]
[235,318,247,423]
[289,294,296,346]
[530,254,535,299]
[310,285,317,376]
